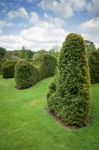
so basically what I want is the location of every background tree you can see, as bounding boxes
[85,40,96,59]
[0,47,6,61]
[89,50,99,83]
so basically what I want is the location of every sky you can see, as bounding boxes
[0,0,99,51]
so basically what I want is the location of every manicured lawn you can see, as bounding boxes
[0,76,99,150]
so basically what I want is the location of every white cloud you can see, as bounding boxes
[7,7,39,25]
[44,13,64,27]
[0,20,14,28]
[87,0,99,16]
[7,7,29,20]
[80,18,99,46]
[0,20,67,50]
[39,0,87,19]
[0,29,2,34]
[0,20,6,28]
[30,12,39,24]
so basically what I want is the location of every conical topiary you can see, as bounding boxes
[47,33,91,127]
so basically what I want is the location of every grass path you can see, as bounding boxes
[0,76,99,150]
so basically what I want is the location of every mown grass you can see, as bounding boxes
[0,76,99,150]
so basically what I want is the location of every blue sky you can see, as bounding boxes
[0,0,99,50]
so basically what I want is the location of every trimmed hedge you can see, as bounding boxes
[2,60,17,78]
[33,53,57,80]
[89,51,99,83]
[15,60,39,89]
[47,33,91,127]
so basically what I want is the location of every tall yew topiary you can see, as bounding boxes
[47,33,91,127]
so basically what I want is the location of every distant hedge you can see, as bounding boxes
[47,33,91,127]
[0,59,6,74]
[15,60,39,89]
[2,60,17,78]
[89,51,99,83]
[33,53,57,80]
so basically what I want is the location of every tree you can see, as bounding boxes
[25,50,34,60]
[0,47,6,61]
[48,49,59,59]
[89,51,99,83]
[47,33,91,127]
[85,40,96,57]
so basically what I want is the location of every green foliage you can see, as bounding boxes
[47,33,91,127]
[85,40,96,52]
[5,50,21,60]
[33,53,57,80]
[48,49,59,59]
[85,40,96,59]
[19,47,34,60]
[89,51,99,83]
[33,50,46,61]
[15,60,39,89]
[2,60,17,78]
[25,50,34,60]
[0,59,6,74]
[0,47,6,61]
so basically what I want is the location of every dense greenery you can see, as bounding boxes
[15,60,39,89]
[33,53,57,80]
[47,33,91,127]
[19,47,35,60]
[89,51,99,83]
[0,59,6,74]
[2,60,17,78]
[0,47,6,61]
[85,40,96,55]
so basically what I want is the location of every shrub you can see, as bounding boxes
[47,33,91,127]
[89,51,99,83]
[2,60,17,78]
[15,60,39,89]
[33,53,57,80]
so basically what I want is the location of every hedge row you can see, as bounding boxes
[33,53,57,80]
[15,54,57,89]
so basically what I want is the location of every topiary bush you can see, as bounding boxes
[89,51,99,83]
[33,53,57,80]
[15,60,39,89]
[2,60,17,78]
[47,33,91,127]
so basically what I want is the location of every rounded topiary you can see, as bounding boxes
[15,60,39,89]
[89,51,99,84]
[47,33,91,127]
[2,60,17,78]
[33,53,57,80]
